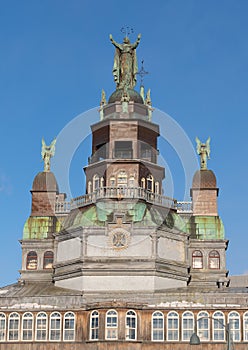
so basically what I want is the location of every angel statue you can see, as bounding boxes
[41,138,56,172]
[195,137,211,170]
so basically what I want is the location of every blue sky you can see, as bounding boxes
[1,0,248,286]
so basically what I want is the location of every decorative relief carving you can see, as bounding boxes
[108,228,131,250]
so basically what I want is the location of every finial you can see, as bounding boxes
[137,60,149,87]
[100,89,107,106]
[41,138,56,172]
[145,88,152,106]
[196,137,211,170]
[140,86,145,101]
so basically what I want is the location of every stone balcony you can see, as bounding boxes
[55,187,193,215]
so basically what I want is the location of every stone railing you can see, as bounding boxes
[55,201,71,214]
[71,187,176,210]
[176,201,193,213]
[55,187,193,214]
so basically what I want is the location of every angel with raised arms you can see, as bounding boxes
[195,136,211,170]
[41,137,56,172]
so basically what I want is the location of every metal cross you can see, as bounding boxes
[137,60,149,86]
[121,26,134,37]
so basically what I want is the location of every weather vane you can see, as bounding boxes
[121,26,134,37]
[137,60,149,86]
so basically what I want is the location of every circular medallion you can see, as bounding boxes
[109,228,130,250]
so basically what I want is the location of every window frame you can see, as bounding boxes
[197,311,209,341]
[228,311,240,342]
[21,312,33,341]
[167,311,179,341]
[125,310,137,341]
[0,313,6,342]
[43,251,54,269]
[147,174,154,192]
[105,309,118,340]
[152,311,164,342]
[243,311,248,341]
[209,250,220,269]
[26,251,38,270]
[212,311,225,341]
[35,312,48,341]
[63,312,75,341]
[8,312,20,341]
[192,250,203,269]
[49,312,61,341]
[182,311,194,341]
[90,310,99,341]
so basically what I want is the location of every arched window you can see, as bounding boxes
[182,311,194,341]
[147,174,154,192]
[155,181,159,194]
[117,171,127,186]
[26,251,37,270]
[22,312,33,341]
[212,311,225,341]
[90,311,99,340]
[0,313,6,341]
[110,176,115,187]
[63,312,75,341]
[43,251,53,269]
[244,312,248,341]
[197,311,209,341]
[129,176,135,187]
[125,310,137,341]
[93,174,100,191]
[87,181,92,194]
[167,311,179,341]
[8,312,20,341]
[49,312,61,341]
[209,250,220,269]
[152,311,164,341]
[105,310,118,340]
[141,177,145,189]
[228,311,240,342]
[192,250,203,269]
[36,312,47,341]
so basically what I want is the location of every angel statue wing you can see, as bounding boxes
[206,136,211,159]
[50,138,57,157]
[41,137,46,159]
[195,137,201,155]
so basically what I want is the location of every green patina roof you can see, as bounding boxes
[23,216,62,239]
[63,201,187,232]
[185,216,225,239]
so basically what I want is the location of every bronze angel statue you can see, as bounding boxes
[195,137,210,170]
[41,138,56,172]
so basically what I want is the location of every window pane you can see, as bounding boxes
[64,312,75,341]
[90,311,99,340]
[106,310,118,340]
[126,311,136,340]
[167,312,179,341]
[0,314,6,341]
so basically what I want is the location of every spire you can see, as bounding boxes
[195,137,210,170]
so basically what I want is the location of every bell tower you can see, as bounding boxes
[53,33,190,292]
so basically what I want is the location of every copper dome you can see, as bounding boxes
[32,171,59,192]
[108,88,144,104]
[192,169,217,189]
